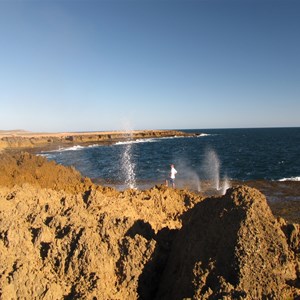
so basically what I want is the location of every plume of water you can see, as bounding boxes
[220,175,230,195]
[122,143,136,189]
[202,149,220,190]
[185,169,201,192]
[176,160,201,192]
[120,121,136,189]
[196,177,201,192]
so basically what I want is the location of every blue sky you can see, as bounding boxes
[0,0,299,132]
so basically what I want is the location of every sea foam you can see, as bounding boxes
[278,176,300,182]
[115,138,156,145]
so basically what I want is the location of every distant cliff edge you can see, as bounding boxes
[0,129,198,150]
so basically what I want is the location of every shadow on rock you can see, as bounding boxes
[116,220,179,300]
[155,186,300,300]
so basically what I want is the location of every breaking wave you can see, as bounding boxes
[278,176,300,182]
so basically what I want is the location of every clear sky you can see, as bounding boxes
[0,0,299,132]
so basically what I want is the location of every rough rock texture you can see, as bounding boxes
[0,130,196,150]
[157,186,300,300]
[0,152,93,193]
[0,153,299,299]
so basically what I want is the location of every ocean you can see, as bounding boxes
[40,127,300,199]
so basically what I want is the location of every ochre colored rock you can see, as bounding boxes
[157,186,300,299]
[0,130,196,150]
[0,153,299,299]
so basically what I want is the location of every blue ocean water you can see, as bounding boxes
[41,128,300,190]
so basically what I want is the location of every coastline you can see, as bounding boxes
[94,178,300,224]
[0,129,197,151]
[0,152,299,299]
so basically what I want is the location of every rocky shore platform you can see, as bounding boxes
[0,129,196,151]
[0,152,299,299]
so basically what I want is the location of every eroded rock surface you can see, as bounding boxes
[0,153,299,299]
[157,186,300,299]
[0,130,196,150]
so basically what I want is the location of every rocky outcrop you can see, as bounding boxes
[0,152,93,193]
[0,130,197,150]
[0,153,299,299]
[157,186,300,299]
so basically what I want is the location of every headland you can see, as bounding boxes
[0,129,197,151]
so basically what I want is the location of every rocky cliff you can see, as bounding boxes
[0,153,299,299]
[0,130,196,151]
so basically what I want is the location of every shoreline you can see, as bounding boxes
[0,151,299,299]
[93,177,300,224]
[0,129,198,151]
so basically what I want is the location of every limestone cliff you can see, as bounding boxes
[0,130,196,150]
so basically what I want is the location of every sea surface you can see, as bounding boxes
[40,127,300,199]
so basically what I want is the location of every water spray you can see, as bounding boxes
[220,175,230,195]
[202,149,220,190]
[122,143,136,189]
[199,149,231,194]
[120,121,137,189]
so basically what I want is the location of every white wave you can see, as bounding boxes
[114,135,201,146]
[59,145,86,151]
[42,145,86,153]
[151,135,191,140]
[115,135,187,146]
[115,138,156,145]
[197,133,211,137]
[88,144,100,148]
[38,153,52,158]
[278,176,300,182]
